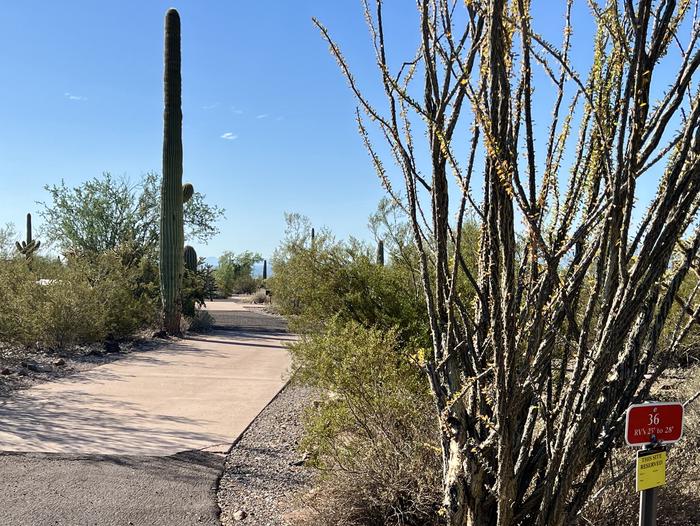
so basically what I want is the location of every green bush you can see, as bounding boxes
[291,320,441,526]
[0,251,159,349]
[232,274,260,294]
[268,233,428,343]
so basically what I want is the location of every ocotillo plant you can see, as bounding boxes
[15,213,41,262]
[376,239,384,266]
[184,245,197,272]
[262,259,267,280]
[160,8,185,335]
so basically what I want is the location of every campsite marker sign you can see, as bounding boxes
[625,401,684,446]
[625,401,684,526]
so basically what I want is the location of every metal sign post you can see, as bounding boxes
[639,483,657,526]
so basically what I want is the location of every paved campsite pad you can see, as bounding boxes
[0,301,291,525]
[0,330,293,455]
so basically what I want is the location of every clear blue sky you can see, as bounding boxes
[0,2,668,261]
[0,1,399,261]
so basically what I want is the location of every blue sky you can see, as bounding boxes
[0,2,677,261]
[0,1,396,260]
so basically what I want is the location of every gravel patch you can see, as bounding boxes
[218,383,319,526]
[0,335,168,398]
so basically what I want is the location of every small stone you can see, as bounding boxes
[290,452,309,466]
[53,358,66,367]
[24,361,51,373]
[233,510,247,521]
[1,367,11,375]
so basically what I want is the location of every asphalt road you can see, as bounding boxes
[0,304,287,526]
[0,451,222,526]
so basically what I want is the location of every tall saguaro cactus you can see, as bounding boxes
[160,8,185,335]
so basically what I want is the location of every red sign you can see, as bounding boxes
[625,402,684,446]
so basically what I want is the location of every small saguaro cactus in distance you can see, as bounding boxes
[160,8,185,335]
[310,227,315,247]
[262,259,267,280]
[184,245,197,272]
[16,213,41,262]
[376,240,384,266]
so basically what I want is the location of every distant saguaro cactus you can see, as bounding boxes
[15,213,41,262]
[376,239,384,266]
[311,227,315,247]
[184,245,197,272]
[262,259,267,280]
[160,8,185,335]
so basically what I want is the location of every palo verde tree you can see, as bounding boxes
[317,1,700,525]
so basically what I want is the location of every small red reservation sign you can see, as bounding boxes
[625,402,684,446]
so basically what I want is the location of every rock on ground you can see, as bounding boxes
[218,383,318,526]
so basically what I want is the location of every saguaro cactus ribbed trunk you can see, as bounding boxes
[376,240,384,266]
[160,8,184,335]
[26,213,32,246]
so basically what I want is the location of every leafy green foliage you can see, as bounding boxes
[0,252,159,349]
[291,320,441,526]
[39,172,224,257]
[214,250,262,297]
[182,259,213,317]
[0,223,18,259]
[269,212,428,343]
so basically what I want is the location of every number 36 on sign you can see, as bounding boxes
[625,402,684,446]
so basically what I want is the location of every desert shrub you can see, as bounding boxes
[41,252,158,346]
[232,274,260,294]
[182,266,207,317]
[0,260,46,346]
[0,251,158,349]
[186,309,214,333]
[269,235,428,343]
[249,289,268,304]
[290,320,441,526]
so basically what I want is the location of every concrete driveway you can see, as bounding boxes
[0,301,292,525]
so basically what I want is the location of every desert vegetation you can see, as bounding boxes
[264,0,700,525]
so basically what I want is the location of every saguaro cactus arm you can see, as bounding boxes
[182,182,194,203]
[184,245,197,272]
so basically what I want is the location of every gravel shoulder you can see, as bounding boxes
[218,383,318,525]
